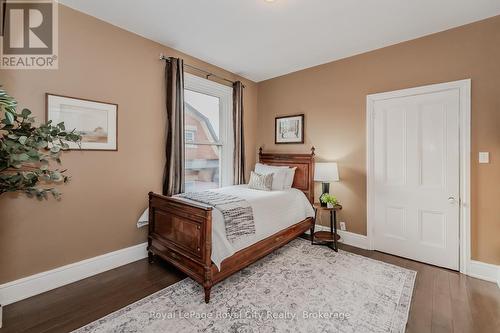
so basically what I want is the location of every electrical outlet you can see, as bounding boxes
[339,221,346,231]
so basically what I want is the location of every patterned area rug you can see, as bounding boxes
[74,239,416,333]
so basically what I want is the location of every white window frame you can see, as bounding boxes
[184,72,234,188]
[184,126,197,148]
[185,129,196,142]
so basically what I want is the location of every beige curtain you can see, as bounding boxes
[162,57,185,196]
[233,81,245,185]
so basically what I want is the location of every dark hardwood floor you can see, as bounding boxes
[1,240,499,333]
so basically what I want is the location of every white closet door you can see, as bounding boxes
[373,89,460,270]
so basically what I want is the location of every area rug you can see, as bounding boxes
[74,239,416,333]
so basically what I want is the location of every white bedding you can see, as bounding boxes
[176,185,315,270]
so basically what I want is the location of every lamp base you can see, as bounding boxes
[320,182,330,207]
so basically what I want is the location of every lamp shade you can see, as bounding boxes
[314,162,339,182]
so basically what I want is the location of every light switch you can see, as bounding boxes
[479,152,489,164]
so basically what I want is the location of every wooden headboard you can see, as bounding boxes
[258,147,315,203]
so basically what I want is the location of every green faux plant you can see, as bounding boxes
[0,87,81,199]
[320,193,339,206]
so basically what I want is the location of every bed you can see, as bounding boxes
[147,147,316,303]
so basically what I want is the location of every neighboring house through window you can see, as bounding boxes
[184,73,233,192]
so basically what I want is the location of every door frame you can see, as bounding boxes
[366,79,471,273]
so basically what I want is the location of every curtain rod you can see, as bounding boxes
[159,54,245,87]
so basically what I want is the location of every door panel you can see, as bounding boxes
[385,108,407,186]
[418,210,446,248]
[373,89,460,270]
[419,104,446,188]
[385,206,407,240]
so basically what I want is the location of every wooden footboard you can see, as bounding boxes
[148,192,213,301]
[147,192,313,303]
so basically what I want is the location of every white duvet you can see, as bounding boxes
[177,185,315,270]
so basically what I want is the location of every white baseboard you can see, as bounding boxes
[338,230,370,250]
[307,225,370,250]
[467,260,500,288]
[309,227,499,287]
[0,242,148,306]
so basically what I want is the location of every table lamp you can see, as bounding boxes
[314,162,339,207]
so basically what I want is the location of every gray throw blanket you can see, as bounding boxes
[177,191,255,243]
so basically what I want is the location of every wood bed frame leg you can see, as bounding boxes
[148,250,154,264]
[203,266,212,303]
[204,286,211,304]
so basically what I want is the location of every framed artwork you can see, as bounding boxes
[275,114,304,144]
[46,94,118,151]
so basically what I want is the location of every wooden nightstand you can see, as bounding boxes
[312,203,342,251]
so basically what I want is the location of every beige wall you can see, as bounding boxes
[257,16,500,265]
[0,5,258,283]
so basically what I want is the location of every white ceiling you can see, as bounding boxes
[59,0,500,82]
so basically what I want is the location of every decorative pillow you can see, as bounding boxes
[248,171,273,191]
[254,163,287,190]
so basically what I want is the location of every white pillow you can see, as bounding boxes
[254,163,287,190]
[283,167,297,189]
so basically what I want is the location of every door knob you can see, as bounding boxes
[448,196,457,204]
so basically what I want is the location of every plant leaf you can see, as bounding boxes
[21,108,31,117]
[4,111,15,124]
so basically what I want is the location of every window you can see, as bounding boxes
[184,73,233,192]
[185,129,196,143]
